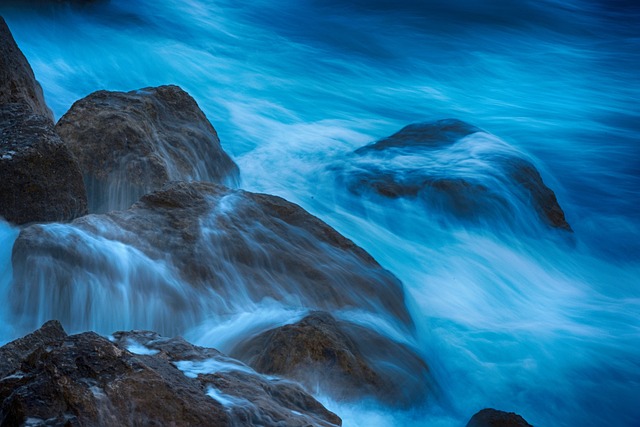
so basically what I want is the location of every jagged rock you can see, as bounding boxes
[11,181,412,335]
[55,85,240,213]
[0,322,341,427]
[0,17,53,121]
[0,104,88,224]
[0,320,66,379]
[341,119,571,231]
[231,311,432,407]
[466,408,533,427]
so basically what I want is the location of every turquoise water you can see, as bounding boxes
[0,1,638,426]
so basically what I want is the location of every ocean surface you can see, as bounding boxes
[0,1,639,426]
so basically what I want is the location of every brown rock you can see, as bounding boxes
[55,85,239,213]
[12,182,412,335]
[0,17,53,121]
[0,104,88,224]
[231,311,432,407]
[0,322,341,427]
[342,119,571,231]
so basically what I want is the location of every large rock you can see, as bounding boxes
[0,322,340,427]
[466,408,533,427]
[341,119,571,231]
[11,181,412,335]
[231,311,432,407]
[0,17,53,121]
[55,85,240,213]
[0,104,88,224]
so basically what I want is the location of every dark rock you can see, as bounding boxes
[0,104,88,224]
[231,311,432,407]
[0,322,341,427]
[55,85,240,213]
[0,17,53,121]
[342,119,571,231]
[466,408,533,427]
[0,320,66,379]
[112,330,341,426]
[355,119,481,153]
[12,181,412,334]
[111,330,223,361]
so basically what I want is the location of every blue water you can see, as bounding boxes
[1,1,639,426]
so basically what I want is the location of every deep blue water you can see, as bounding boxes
[0,1,639,426]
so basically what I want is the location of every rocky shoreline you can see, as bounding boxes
[1,14,537,426]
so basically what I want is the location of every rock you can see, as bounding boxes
[0,103,88,224]
[11,181,412,335]
[0,320,66,379]
[231,311,432,407]
[466,408,533,427]
[0,322,341,427]
[0,17,53,121]
[341,119,571,231]
[55,85,240,213]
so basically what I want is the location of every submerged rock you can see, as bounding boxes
[0,17,53,121]
[466,408,533,427]
[55,85,239,213]
[0,104,88,224]
[11,181,413,334]
[341,119,571,231]
[0,322,340,427]
[231,311,432,407]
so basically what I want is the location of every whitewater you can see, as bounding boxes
[0,1,638,426]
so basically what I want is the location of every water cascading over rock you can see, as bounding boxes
[338,119,571,232]
[55,85,240,213]
[230,311,432,407]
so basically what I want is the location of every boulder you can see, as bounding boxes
[0,322,341,427]
[341,119,571,231]
[466,408,533,427]
[55,85,240,213]
[231,311,432,407]
[11,181,412,335]
[112,330,342,426]
[0,17,53,121]
[0,103,88,224]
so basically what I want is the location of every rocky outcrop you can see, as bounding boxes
[55,85,239,213]
[0,17,53,121]
[341,119,571,231]
[0,321,341,427]
[231,311,432,407]
[0,103,88,224]
[11,181,413,334]
[466,408,533,427]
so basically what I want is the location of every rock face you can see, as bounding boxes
[0,17,53,121]
[0,321,341,427]
[0,104,88,224]
[231,311,432,407]
[466,408,533,427]
[11,181,412,334]
[341,119,571,231]
[55,85,240,213]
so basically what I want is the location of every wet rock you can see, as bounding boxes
[0,322,341,427]
[466,408,533,427]
[231,311,432,407]
[55,85,239,213]
[0,104,88,224]
[113,330,341,426]
[342,119,571,231]
[12,181,412,335]
[0,320,66,379]
[0,17,53,121]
